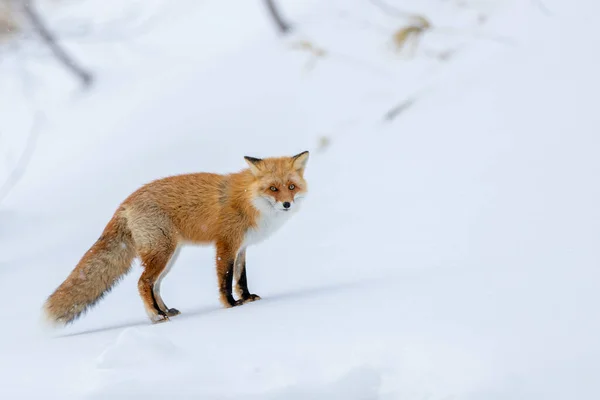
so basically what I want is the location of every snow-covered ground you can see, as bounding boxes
[1,0,599,398]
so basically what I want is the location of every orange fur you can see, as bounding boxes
[43,151,309,325]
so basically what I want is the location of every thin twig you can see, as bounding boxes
[382,85,435,123]
[383,97,416,121]
[21,0,93,86]
[264,0,291,34]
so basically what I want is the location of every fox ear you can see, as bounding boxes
[244,156,263,176]
[291,151,309,174]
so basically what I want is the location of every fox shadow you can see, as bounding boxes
[56,304,217,338]
[182,278,369,316]
[57,279,372,338]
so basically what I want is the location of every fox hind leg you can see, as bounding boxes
[138,245,179,323]
[153,246,181,317]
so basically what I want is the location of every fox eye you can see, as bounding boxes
[288,184,295,190]
[270,186,278,192]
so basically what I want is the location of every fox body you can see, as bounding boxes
[43,151,309,325]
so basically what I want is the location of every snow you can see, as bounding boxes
[1,0,599,398]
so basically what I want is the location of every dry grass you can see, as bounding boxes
[290,40,327,57]
[316,136,330,152]
[0,0,19,40]
[290,40,327,72]
[391,15,431,55]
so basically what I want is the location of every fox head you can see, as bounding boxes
[244,151,309,214]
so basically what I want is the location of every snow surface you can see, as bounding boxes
[1,0,599,398]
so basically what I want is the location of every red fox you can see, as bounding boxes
[43,151,309,325]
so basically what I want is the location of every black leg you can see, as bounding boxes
[150,288,167,317]
[223,260,241,307]
[237,262,251,299]
[235,255,261,303]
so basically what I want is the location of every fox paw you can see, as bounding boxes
[166,308,181,317]
[225,294,261,308]
[150,314,170,324]
[243,294,261,303]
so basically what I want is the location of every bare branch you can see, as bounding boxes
[21,0,93,87]
[264,0,291,35]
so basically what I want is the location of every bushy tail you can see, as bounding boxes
[43,212,136,326]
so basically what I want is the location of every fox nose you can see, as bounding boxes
[282,202,291,209]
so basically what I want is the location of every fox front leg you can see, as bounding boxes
[234,249,261,304]
[216,240,245,308]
